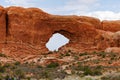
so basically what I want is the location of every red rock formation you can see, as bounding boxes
[102,20,120,32]
[0,6,119,62]
[6,6,101,53]
[0,6,6,43]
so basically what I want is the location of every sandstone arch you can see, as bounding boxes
[0,6,119,56]
[53,30,73,41]
[5,6,101,52]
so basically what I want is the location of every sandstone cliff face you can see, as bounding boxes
[6,7,101,52]
[102,20,120,32]
[0,6,6,43]
[6,7,51,52]
[0,6,119,61]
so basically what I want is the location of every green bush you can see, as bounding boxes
[79,52,88,56]
[15,69,25,78]
[0,66,6,73]
[4,63,11,68]
[83,66,102,76]
[0,53,6,57]
[65,53,70,56]
[47,62,59,68]
[76,63,102,76]
[83,66,93,75]
[98,51,106,58]
[14,61,20,65]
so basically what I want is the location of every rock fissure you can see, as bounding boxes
[5,13,8,40]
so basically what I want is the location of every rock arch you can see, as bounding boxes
[53,30,73,41]
[0,6,119,55]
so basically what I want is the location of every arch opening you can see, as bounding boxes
[46,33,70,51]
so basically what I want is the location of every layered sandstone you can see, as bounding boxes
[0,6,119,61]
[102,20,120,32]
[6,7,101,52]
[0,6,6,42]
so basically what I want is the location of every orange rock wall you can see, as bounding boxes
[0,6,6,43]
[101,20,120,32]
[0,6,119,55]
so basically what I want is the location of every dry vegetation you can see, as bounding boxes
[0,50,119,80]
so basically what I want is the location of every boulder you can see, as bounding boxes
[105,47,120,53]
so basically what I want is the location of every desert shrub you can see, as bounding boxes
[0,73,3,80]
[39,68,66,80]
[83,66,102,76]
[110,53,117,60]
[47,62,59,68]
[93,60,99,64]
[108,61,112,64]
[65,53,70,56]
[83,66,93,75]
[37,65,42,68]
[101,73,120,80]
[79,52,88,56]
[75,63,102,76]
[98,51,106,58]
[41,71,48,79]
[0,66,6,73]
[93,51,97,54]
[14,61,20,65]
[0,53,6,57]
[75,62,84,70]
[15,69,25,78]
[3,63,11,68]
[27,77,31,80]
[74,56,79,60]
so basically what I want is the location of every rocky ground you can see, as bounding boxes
[0,50,120,80]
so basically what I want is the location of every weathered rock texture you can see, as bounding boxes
[102,20,120,32]
[0,6,120,61]
[0,6,6,42]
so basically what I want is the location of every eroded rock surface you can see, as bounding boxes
[102,20,120,32]
[0,6,119,62]
[0,6,6,43]
[6,7,101,53]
